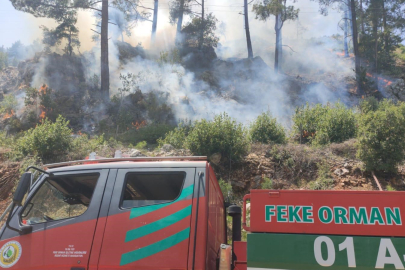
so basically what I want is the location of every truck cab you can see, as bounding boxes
[0,157,227,270]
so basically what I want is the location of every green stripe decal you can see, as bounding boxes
[129,185,194,219]
[120,227,190,266]
[125,205,192,242]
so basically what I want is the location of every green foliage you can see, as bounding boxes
[253,0,299,23]
[119,124,175,145]
[396,45,405,62]
[185,113,249,161]
[182,13,219,48]
[157,49,182,66]
[134,141,147,149]
[41,10,80,55]
[0,131,14,148]
[69,134,106,160]
[250,112,286,144]
[0,46,8,70]
[218,179,234,203]
[386,184,396,191]
[0,94,18,114]
[357,99,405,173]
[13,116,73,161]
[158,122,191,148]
[109,74,174,134]
[308,162,334,190]
[293,102,357,145]
[24,85,58,122]
[261,177,273,189]
[169,0,192,24]
[7,41,24,65]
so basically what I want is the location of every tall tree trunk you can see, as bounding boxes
[382,1,389,55]
[350,0,362,95]
[279,15,282,68]
[347,0,354,42]
[373,17,378,72]
[68,30,72,56]
[101,0,110,101]
[176,0,185,44]
[151,0,159,44]
[244,0,253,59]
[198,0,204,50]
[344,4,349,57]
[274,14,281,73]
[360,0,365,42]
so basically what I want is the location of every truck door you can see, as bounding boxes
[0,169,109,270]
[98,167,196,269]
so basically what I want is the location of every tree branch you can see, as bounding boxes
[282,44,296,53]
[91,29,101,35]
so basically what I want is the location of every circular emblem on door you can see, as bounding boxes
[0,241,22,268]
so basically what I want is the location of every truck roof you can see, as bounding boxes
[45,156,208,173]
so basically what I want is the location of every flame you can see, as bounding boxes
[39,84,48,94]
[302,130,316,138]
[2,110,15,120]
[37,84,49,120]
[365,73,393,87]
[132,121,147,130]
[39,108,46,120]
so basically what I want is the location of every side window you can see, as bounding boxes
[21,173,99,225]
[121,172,185,209]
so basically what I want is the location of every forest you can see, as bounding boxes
[0,0,405,201]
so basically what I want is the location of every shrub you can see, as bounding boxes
[356,99,405,172]
[158,122,192,149]
[261,177,273,189]
[69,134,106,160]
[218,179,235,203]
[250,112,286,144]
[0,94,18,114]
[119,124,174,145]
[185,113,249,161]
[134,141,147,150]
[293,102,357,145]
[13,116,73,162]
[308,162,334,190]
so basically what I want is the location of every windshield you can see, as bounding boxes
[21,173,99,225]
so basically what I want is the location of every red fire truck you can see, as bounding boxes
[0,156,404,270]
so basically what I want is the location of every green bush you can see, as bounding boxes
[308,162,334,190]
[218,179,235,203]
[185,113,249,161]
[261,177,273,189]
[134,141,147,150]
[357,99,405,172]
[69,134,106,160]
[119,124,174,145]
[158,122,192,149]
[13,116,73,162]
[250,112,286,144]
[293,102,357,145]
[0,47,8,70]
[0,94,18,114]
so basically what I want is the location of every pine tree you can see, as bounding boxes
[253,0,299,73]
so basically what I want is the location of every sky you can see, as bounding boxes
[0,0,345,51]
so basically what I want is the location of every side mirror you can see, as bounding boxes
[5,172,33,235]
[13,173,32,206]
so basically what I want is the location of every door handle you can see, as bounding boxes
[71,268,85,270]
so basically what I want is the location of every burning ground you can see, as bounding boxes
[0,37,370,134]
